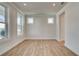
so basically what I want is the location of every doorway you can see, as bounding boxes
[59,12,65,46]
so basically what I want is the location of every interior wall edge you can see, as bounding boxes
[0,38,25,55]
[56,3,71,41]
[8,2,24,15]
[65,44,79,56]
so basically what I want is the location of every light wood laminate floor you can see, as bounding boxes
[2,40,77,56]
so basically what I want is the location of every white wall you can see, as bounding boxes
[1,2,79,56]
[57,3,79,55]
[0,3,25,55]
[25,14,57,39]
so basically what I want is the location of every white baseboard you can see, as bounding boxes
[0,39,24,55]
[56,39,64,42]
[25,36,57,40]
[65,44,79,56]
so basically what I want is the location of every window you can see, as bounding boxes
[48,17,54,24]
[27,17,33,24]
[0,5,8,39]
[17,12,24,35]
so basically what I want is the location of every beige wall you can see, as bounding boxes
[25,14,57,39]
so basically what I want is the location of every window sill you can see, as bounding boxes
[0,37,8,40]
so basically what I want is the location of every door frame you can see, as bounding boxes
[59,12,65,41]
[56,10,66,42]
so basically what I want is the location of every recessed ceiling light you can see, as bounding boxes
[53,3,56,7]
[24,3,27,6]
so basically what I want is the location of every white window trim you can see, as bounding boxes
[0,4,8,39]
[17,12,24,36]
[48,17,54,24]
[27,17,34,24]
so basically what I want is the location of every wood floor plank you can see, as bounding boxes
[2,40,77,56]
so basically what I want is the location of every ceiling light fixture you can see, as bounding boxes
[24,3,27,6]
[53,3,56,7]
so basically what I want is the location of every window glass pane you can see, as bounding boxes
[0,23,6,39]
[17,13,23,35]
[17,18,21,26]
[27,17,33,24]
[0,5,8,39]
[17,25,22,35]
[0,5,5,22]
[48,17,54,24]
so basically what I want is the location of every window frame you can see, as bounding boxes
[48,17,54,24]
[17,12,24,36]
[27,17,34,24]
[0,4,8,39]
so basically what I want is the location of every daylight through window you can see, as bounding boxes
[0,5,8,39]
[17,12,24,35]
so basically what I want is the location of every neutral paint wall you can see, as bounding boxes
[0,3,25,55]
[57,3,79,55]
[25,14,57,39]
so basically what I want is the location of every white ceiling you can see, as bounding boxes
[13,2,67,15]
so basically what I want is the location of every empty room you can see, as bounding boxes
[0,2,79,56]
